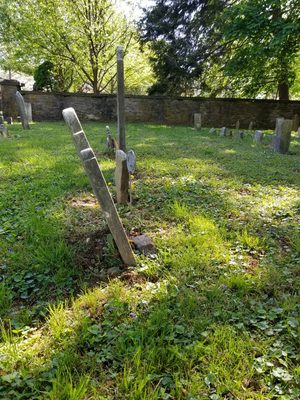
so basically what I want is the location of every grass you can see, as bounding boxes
[0,121,300,399]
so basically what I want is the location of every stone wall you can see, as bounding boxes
[13,90,300,129]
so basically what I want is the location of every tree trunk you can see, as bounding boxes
[278,82,289,100]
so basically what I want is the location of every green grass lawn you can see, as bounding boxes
[0,121,300,399]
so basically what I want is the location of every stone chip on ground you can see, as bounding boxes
[132,234,156,255]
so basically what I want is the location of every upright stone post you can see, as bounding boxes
[62,107,136,266]
[272,117,293,154]
[117,46,126,152]
[292,114,299,132]
[15,91,30,129]
[115,150,129,204]
[220,127,227,137]
[25,102,33,123]
[253,130,264,143]
[194,113,201,129]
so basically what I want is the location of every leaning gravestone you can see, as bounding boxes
[0,111,4,124]
[248,121,254,131]
[272,117,293,154]
[235,120,240,130]
[15,92,30,129]
[220,127,227,137]
[298,127,300,138]
[194,113,202,129]
[62,107,136,266]
[209,128,216,134]
[115,150,129,204]
[253,130,264,143]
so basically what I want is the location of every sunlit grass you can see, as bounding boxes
[0,122,299,398]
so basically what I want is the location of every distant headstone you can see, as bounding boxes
[0,124,8,138]
[272,117,293,154]
[106,125,114,149]
[235,131,244,139]
[115,150,129,204]
[194,113,202,129]
[0,111,4,124]
[297,127,300,138]
[292,114,299,132]
[220,127,227,137]
[248,121,253,130]
[62,107,136,266]
[209,128,216,134]
[235,120,240,130]
[15,92,30,129]
[25,102,32,123]
[126,149,136,174]
[253,130,264,143]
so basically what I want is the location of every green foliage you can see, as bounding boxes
[33,61,54,91]
[0,0,154,94]
[140,0,300,98]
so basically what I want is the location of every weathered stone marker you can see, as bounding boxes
[292,114,299,132]
[234,131,244,139]
[253,130,264,143]
[209,128,216,134]
[15,91,30,129]
[0,111,4,124]
[115,150,129,204]
[248,121,253,131]
[298,127,300,138]
[117,46,126,151]
[0,124,8,138]
[106,125,115,150]
[235,120,240,130]
[194,113,202,129]
[25,102,32,123]
[272,117,293,154]
[220,127,227,137]
[62,107,136,266]
[127,149,136,204]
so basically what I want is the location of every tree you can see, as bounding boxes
[139,0,229,96]
[140,0,300,99]
[0,0,135,93]
[223,0,300,100]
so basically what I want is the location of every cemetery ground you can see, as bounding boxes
[0,122,300,400]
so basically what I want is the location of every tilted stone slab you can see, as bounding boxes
[62,107,136,266]
[15,91,30,129]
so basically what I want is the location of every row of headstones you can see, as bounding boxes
[0,93,32,138]
[194,113,300,154]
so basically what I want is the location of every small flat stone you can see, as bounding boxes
[132,234,156,255]
[107,266,122,278]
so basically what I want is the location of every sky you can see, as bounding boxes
[116,0,155,21]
